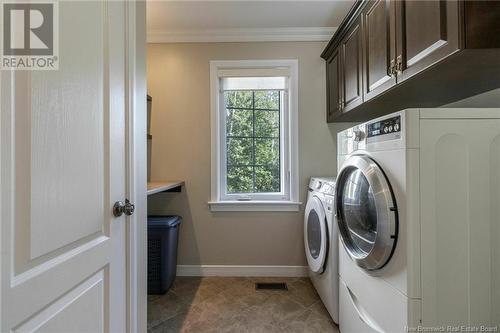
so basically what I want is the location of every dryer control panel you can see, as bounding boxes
[366,115,401,143]
[338,111,407,157]
[367,115,401,138]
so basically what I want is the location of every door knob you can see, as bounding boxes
[353,129,365,142]
[113,199,135,217]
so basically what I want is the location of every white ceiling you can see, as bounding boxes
[146,1,355,42]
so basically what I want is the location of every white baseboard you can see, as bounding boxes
[176,265,309,277]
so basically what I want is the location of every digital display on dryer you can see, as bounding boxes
[367,116,401,138]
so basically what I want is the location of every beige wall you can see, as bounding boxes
[147,42,349,266]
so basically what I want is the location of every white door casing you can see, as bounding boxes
[126,1,147,332]
[0,1,145,331]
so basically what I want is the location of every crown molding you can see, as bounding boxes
[147,27,337,43]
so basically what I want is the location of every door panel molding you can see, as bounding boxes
[341,21,363,111]
[397,0,459,82]
[28,1,109,259]
[403,0,448,66]
[11,234,108,287]
[326,49,342,122]
[4,1,111,275]
[12,270,106,333]
[406,40,447,67]
[362,0,396,101]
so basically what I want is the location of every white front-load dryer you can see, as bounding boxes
[336,111,420,333]
[336,109,500,332]
[304,177,338,323]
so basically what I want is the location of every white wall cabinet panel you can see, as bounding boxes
[420,119,500,327]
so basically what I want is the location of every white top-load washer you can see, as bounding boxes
[336,108,500,332]
[304,177,338,323]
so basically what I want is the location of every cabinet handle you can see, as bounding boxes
[389,59,396,77]
[396,55,403,75]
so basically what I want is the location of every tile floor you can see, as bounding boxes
[148,276,340,333]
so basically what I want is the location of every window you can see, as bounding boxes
[224,81,283,197]
[209,60,300,212]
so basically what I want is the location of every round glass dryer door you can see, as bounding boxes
[304,195,328,273]
[336,155,398,271]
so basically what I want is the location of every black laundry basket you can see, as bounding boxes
[147,215,182,294]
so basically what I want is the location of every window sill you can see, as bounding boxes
[208,201,302,212]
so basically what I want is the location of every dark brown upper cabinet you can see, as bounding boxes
[396,0,460,82]
[362,0,397,101]
[464,1,500,48]
[326,49,342,122]
[341,19,363,112]
[322,0,500,123]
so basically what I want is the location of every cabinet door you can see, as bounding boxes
[464,1,500,48]
[326,49,342,122]
[396,0,460,82]
[341,19,363,112]
[362,0,397,101]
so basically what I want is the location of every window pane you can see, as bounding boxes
[225,91,253,109]
[227,109,253,137]
[255,138,279,167]
[255,167,280,193]
[227,167,253,193]
[223,88,283,197]
[255,110,279,138]
[227,138,253,166]
[254,91,279,110]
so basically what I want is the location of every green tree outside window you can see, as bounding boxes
[225,90,281,193]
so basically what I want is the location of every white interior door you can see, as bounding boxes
[1,1,130,331]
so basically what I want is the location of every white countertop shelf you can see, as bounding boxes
[147,181,184,196]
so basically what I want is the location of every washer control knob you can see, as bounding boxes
[316,181,322,190]
[384,126,389,133]
[394,123,400,131]
[353,130,365,142]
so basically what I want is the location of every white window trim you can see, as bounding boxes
[209,60,301,212]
